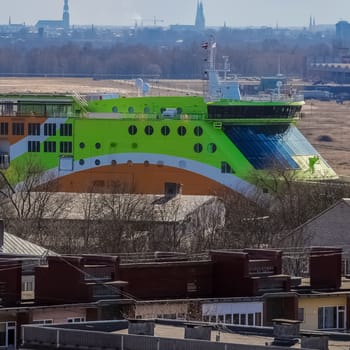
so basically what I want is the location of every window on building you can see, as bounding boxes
[0,123,8,135]
[225,314,232,324]
[12,123,24,135]
[28,123,41,136]
[255,312,262,326]
[32,320,53,325]
[233,314,239,324]
[28,141,40,153]
[44,141,56,153]
[22,281,34,292]
[60,123,72,136]
[318,306,345,329]
[67,317,85,323]
[44,123,56,136]
[60,141,72,153]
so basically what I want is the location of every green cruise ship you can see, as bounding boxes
[0,46,337,200]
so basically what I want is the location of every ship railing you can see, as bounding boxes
[86,112,206,120]
[0,111,77,118]
[242,94,304,102]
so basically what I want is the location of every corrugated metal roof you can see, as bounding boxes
[1,231,56,256]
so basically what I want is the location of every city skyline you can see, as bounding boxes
[1,0,350,28]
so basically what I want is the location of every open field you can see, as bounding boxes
[0,77,349,177]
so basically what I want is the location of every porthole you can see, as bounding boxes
[177,126,187,136]
[207,143,217,153]
[79,142,85,149]
[144,160,150,166]
[161,125,170,136]
[128,125,137,135]
[194,126,203,137]
[112,106,118,113]
[95,142,101,149]
[144,107,150,113]
[127,160,133,166]
[194,143,203,153]
[145,125,154,135]
[79,159,85,166]
[128,106,134,113]
[111,160,117,165]
[95,159,101,166]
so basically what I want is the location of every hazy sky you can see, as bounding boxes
[1,0,350,28]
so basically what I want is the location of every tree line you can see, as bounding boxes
[0,159,349,258]
[0,38,333,79]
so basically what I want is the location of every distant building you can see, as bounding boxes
[36,0,70,33]
[336,20,350,47]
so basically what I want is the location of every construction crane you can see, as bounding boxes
[137,16,165,27]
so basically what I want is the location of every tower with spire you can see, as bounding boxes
[195,1,205,31]
[62,0,70,31]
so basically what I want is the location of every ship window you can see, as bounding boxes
[28,141,40,152]
[194,143,203,153]
[28,123,41,136]
[145,125,154,135]
[177,126,187,136]
[208,143,217,153]
[79,142,85,149]
[221,161,234,174]
[144,160,150,166]
[44,123,56,136]
[60,123,72,136]
[79,159,85,166]
[44,141,56,153]
[112,106,118,113]
[194,126,203,136]
[127,160,133,166]
[128,106,134,113]
[95,159,101,166]
[111,160,117,165]
[12,122,24,135]
[161,125,170,136]
[95,142,101,149]
[128,125,137,135]
[60,141,72,153]
[0,123,8,135]
[144,107,150,113]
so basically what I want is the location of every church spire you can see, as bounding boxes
[63,0,70,31]
[195,1,205,31]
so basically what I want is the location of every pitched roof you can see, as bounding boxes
[278,198,350,244]
[1,231,55,257]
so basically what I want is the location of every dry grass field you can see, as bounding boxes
[0,77,349,177]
